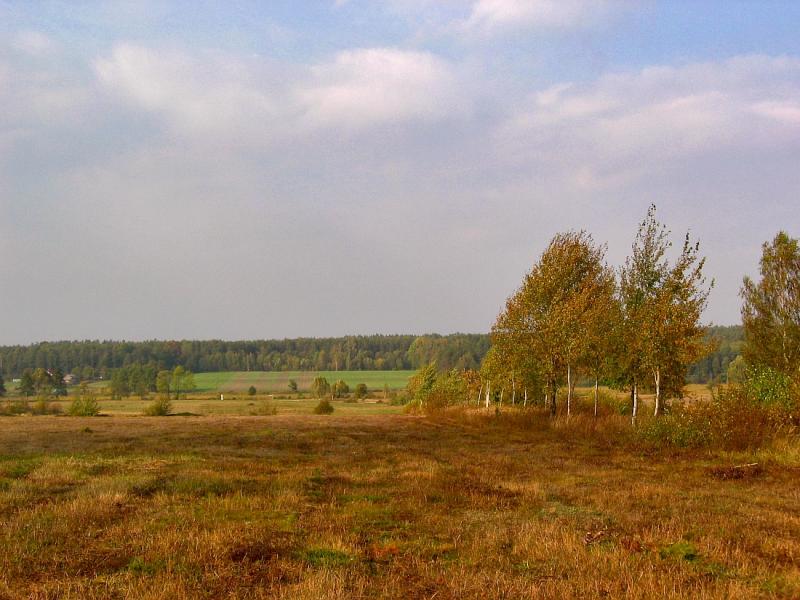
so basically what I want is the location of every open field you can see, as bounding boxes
[0,412,798,599]
[92,396,402,417]
[183,371,415,393]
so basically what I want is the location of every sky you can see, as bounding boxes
[1,1,799,344]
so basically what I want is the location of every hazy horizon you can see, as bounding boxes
[2,1,799,345]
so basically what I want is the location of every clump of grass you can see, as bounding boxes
[144,397,172,416]
[313,398,334,414]
[249,399,277,416]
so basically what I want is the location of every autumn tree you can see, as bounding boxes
[491,231,613,416]
[619,205,712,419]
[311,376,331,399]
[741,231,800,377]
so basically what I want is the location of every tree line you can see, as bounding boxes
[0,329,739,385]
[0,335,489,379]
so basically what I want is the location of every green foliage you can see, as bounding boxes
[741,231,800,376]
[743,365,793,409]
[313,398,334,414]
[726,355,747,384]
[353,383,368,400]
[288,379,298,393]
[0,373,5,397]
[247,385,257,396]
[144,397,172,416]
[406,362,438,405]
[18,371,34,397]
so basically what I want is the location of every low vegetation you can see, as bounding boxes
[0,414,797,598]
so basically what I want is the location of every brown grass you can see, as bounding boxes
[0,413,798,599]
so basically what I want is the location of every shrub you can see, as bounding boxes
[638,385,790,450]
[313,399,334,415]
[403,399,422,414]
[144,397,172,416]
[353,383,368,400]
[248,385,257,396]
[69,396,100,416]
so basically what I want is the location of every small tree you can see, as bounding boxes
[156,370,172,398]
[52,368,68,397]
[248,385,257,396]
[288,379,298,393]
[333,380,349,398]
[0,373,6,397]
[741,231,800,377]
[311,376,331,399]
[354,383,368,400]
[19,371,34,397]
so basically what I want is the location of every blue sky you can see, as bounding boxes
[1,1,799,343]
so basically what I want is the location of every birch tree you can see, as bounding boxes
[741,231,800,376]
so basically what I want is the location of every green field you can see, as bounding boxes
[192,371,414,393]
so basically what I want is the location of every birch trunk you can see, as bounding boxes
[499,388,504,407]
[477,383,483,406]
[524,388,528,407]
[631,381,639,426]
[567,364,572,417]
[653,367,661,417]
[485,382,490,409]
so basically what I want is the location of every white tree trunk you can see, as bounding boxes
[485,382,491,409]
[477,383,483,406]
[632,382,639,426]
[524,387,528,407]
[567,364,572,416]
[499,388,504,407]
[653,367,661,417]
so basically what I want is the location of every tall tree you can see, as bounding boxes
[491,231,612,416]
[620,205,712,419]
[741,231,800,376]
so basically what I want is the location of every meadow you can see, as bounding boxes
[0,406,798,599]
[180,371,414,394]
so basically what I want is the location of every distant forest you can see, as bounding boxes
[0,327,741,384]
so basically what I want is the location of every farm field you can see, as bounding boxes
[192,371,415,393]
[0,412,798,599]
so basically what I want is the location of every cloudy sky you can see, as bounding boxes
[1,1,799,344]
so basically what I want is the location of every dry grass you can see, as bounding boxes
[0,413,798,599]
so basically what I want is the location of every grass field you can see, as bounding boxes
[0,411,798,599]
[192,371,415,393]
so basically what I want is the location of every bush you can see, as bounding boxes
[353,383,368,400]
[69,396,100,416]
[638,385,792,450]
[144,397,172,416]
[248,385,257,396]
[313,399,334,415]
[403,398,422,414]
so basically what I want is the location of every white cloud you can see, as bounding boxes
[94,44,465,141]
[298,48,464,129]
[497,55,800,190]
[462,0,622,34]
